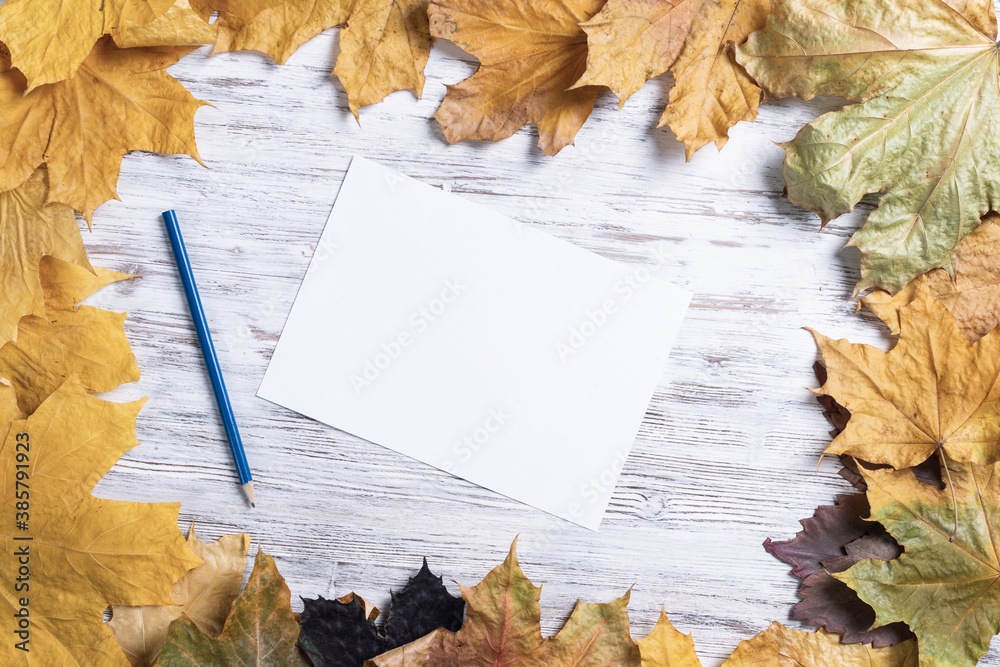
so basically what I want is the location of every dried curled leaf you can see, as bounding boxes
[159,550,309,667]
[737,0,1000,293]
[0,379,200,666]
[813,282,1000,469]
[837,460,1000,667]
[0,168,91,348]
[367,540,639,665]
[0,38,207,221]
[428,0,606,156]
[108,528,251,667]
[577,0,769,159]
[0,0,173,89]
[721,623,918,666]
[862,214,1000,343]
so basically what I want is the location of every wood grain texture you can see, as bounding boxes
[69,25,1000,666]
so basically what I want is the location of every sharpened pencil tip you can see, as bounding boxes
[241,481,255,508]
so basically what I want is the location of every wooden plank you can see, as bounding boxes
[74,30,1000,665]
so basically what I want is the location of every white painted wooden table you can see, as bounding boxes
[76,29,1000,666]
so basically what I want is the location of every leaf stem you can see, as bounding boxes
[938,445,958,542]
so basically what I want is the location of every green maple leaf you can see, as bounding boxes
[737,0,1000,294]
[158,550,309,667]
[836,460,1000,667]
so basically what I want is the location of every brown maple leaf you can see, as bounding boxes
[428,0,607,156]
[109,527,251,666]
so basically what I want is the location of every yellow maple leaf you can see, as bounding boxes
[0,38,207,222]
[575,0,769,160]
[214,0,431,119]
[813,282,1000,469]
[189,0,282,22]
[212,0,349,63]
[0,380,23,434]
[335,0,432,118]
[863,213,1000,343]
[0,168,92,349]
[637,608,702,666]
[722,622,917,666]
[0,379,200,666]
[0,0,174,90]
[428,0,606,155]
[111,0,218,49]
[108,527,251,667]
[38,255,137,315]
[0,254,139,415]
[0,307,140,415]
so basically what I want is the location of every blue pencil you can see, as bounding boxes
[162,210,255,507]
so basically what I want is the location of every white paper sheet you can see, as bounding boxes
[258,156,691,529]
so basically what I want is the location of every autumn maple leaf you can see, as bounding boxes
[110,0,217,49]
[159,550,309,666]
[214,0,431,119]
[428,0,607,156]
[298,559,465,666]
[812,282,1000,469]
[737,0,1000,293]
[0,169,92,348]
[576,0,770,159]
[0,38,207,222]
[0,0,173,89]
[109,528,251,666]
[367,540,639,665]
[0,254,139,416]
[0,379,200,666]
[837,461,1000,667]
[862,213,1000,342]
[637,610,702,666]
[722,623,917,666]
[764,493,913,646]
